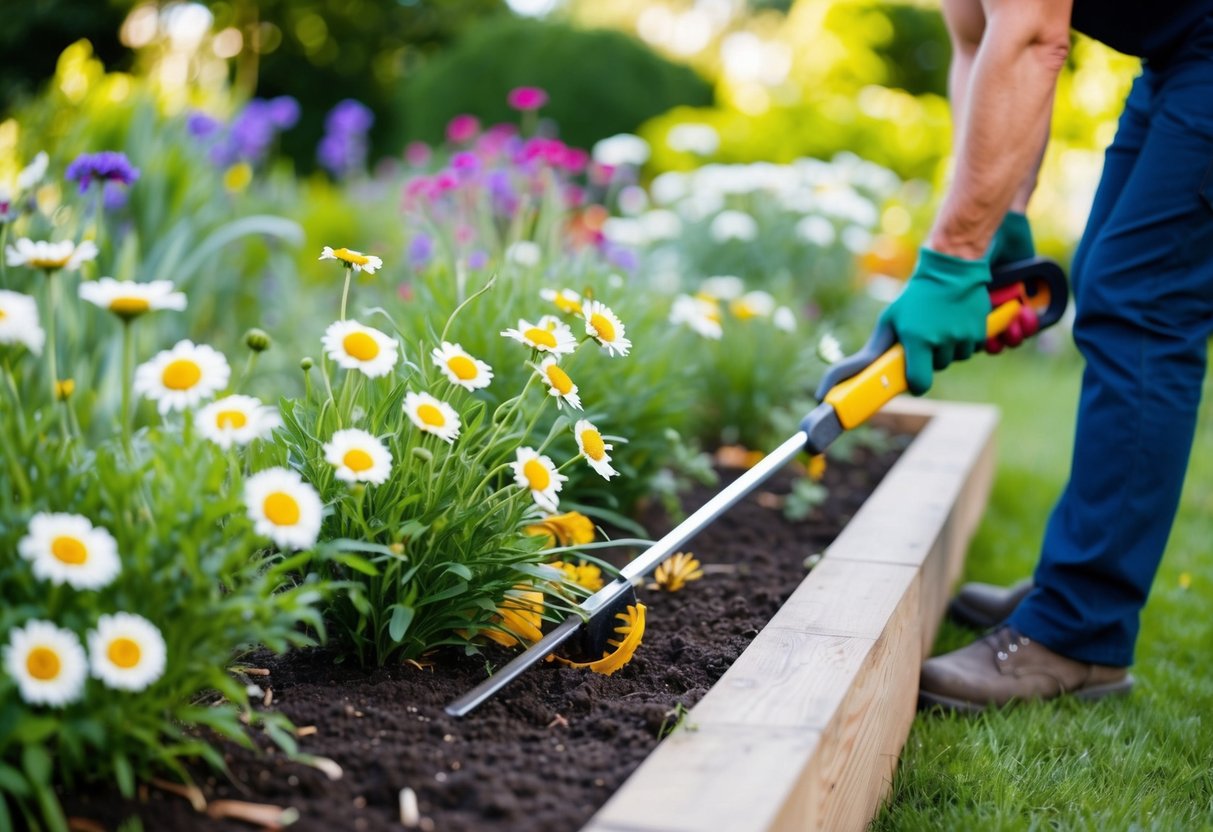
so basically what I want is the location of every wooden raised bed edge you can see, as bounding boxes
[582,397,999,832]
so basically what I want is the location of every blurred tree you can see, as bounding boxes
[207,0,507,167]
[0,0,131,107]
[398,16,714,150]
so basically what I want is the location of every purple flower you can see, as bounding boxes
[408,233,434,268]
[102,181,129,212]
[267,96,300,130]
[450,152,480,180]
[65,151,140,194]
[467,250,489,270]
[186,112,222,138]
[508,86,549,112]
[318,99,375,178]
[603,243,639,272]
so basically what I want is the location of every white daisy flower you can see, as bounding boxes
[3,620,88,707]
[709,210,758,243]
[669,294,723,340]
[431,341,493,391]
[729,290,776,320]
[506,241,541,268]
[324,428,393,485]
[403,391,461,443]
[322,320,398,378]
[773,306,797,333]
[574,419,618,480]
[133,340,230,414]
[5,238,98,272]
[795,214,836,247]
[535,357,582,410]
[817,333,845,364]
[698,275,745,301]
[582,300,631,357]
[16,152,49,192]
[539,287,583,316]
[245,467,324,550]
[79,278,186,321]
[0,290,46,354]
[196,395,281,449]
[511,447,567,512]
[500,316,577,356]
[319,246,383,274]
[87,612,167,692]
[18,512,121,590]
[591,133,650,168]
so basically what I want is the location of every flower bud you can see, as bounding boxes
[300,357,314,371]
[245,328,271,352]
[411,446,433,463]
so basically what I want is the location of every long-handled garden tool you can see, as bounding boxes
[446,256,1068,717]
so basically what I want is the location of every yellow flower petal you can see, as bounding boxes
[552,603,645,676]
[483,587,545,648]
[654,552,704,593]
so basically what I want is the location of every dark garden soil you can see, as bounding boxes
[65,437,908,832]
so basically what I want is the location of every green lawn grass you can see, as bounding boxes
[872,338,1213,832]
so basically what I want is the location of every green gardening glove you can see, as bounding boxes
[878,247,991,395]
[987,211,1035,267]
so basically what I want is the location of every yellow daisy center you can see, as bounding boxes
[554,294,582,314]
[545,364,574,395]
[590,313,616,342]
[26,647,61,681]
[447,355,478,380]
[524,327,557,349]
[0,309,7,320]
[51,535,88,565]
[264,492,301,526]
[32,255,70,269]
[107,637,142,670]
[216,409,248,429]
[110,297,151,315]
[417,403,446,427]
[162,359,202,391]
[343,449,375,472]
[580,428,607,460]
[333,248,370,266]
[343,331,380,361]
[523,458,551,491]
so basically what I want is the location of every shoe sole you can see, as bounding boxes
[917,674,1135,715]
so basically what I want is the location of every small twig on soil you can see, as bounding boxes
[755,492,785,510]
[405,658,434,672]
[151,778,207,812]
[263,688,274,707]
[547,714,569,729]
[231,666,271,677]
[298,755,344,781]
[206,799,299,830]
[295,725,317,737]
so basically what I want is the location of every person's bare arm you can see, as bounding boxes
[931,0,1071,255]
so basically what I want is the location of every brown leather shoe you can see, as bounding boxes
[947,577,1034,630]
[918,626,1134,714]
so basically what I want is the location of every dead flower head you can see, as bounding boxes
[653,552,704,593]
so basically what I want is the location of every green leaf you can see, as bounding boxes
[0,762,29,797]
[334,552,379,576]
[11,716,58,745]
[19,745,51,786]
[388,604,415,642]
[113,752,135,798]
[443,563,473,581]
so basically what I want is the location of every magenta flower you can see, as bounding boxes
[405,142,432,168]
[446,114,480,144]
[507,86,549,112]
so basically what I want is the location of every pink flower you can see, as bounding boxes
[560,147,589,173]
[508,86,549,112]
[446,114,480,144]
[405,142,431,168]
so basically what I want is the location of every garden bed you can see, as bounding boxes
[64,399,995,832]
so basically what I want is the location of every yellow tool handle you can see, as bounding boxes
[824,300,1022,430]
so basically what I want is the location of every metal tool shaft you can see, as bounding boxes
[445,429,810,717]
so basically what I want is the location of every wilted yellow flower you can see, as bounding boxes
[525,511,595,548]
[808,454,827,482]
[552,603,646,676]
[483,586,546,648]
[554,560,604,592]
[654,552,703,593]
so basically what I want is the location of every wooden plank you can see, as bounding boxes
[582,398,999,832]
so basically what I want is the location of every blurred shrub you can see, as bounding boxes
[398,17,714,151]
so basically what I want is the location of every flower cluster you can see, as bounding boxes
[188,96,300,168]
[6,513,167,707]
[318,99,375,178]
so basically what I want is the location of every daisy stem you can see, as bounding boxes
[121,320,134,454]
[320,361,341,429]
[0,224,9,289]
[43,270,67,438]
[238,351,258,393]
[339,266,353,321]
[93,187,106,270]
[1,357,25,435]
[0,417,32,502]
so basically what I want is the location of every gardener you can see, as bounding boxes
[884,0,1213,711]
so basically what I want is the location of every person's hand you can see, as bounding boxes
[879,247,991,395]
[987,211,1035,267]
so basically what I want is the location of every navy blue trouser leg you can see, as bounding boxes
[1009,31,1213,667]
